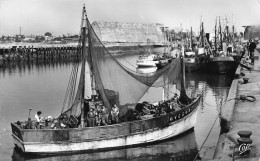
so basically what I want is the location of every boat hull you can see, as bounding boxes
[207,57,239,74]
[136,60,158,67]
[185,57,207,73]
[12,130,198,161]
[12,97,200,154]
[156,59,172,69]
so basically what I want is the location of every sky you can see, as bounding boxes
[0,0,259,36]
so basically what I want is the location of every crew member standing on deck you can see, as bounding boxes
[35,111,44,129]
[87,108,96,127]
[101,106,109,125]
[111,104,119,123]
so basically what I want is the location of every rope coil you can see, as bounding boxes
[239,95,256,102]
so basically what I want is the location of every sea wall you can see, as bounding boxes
[91,21,165,45]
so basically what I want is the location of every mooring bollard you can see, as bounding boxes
[237,130,252,155]
[243,77,249,84]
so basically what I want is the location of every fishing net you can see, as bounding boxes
[61,12,191,118]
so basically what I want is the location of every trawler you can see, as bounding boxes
[11,5,201,155]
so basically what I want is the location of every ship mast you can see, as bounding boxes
[81,26,86,128]
[190,27,193,51]
[225,17,229,43]
[219,16,223,50]
[232,15,235,44]
[200,17,204,47]
[80,5,87,128]
[215,17,217,51]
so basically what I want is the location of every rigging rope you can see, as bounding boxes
[193,93,256,160]
[116,54,137,69]
[226,95,256,102]
[192,100,223,161]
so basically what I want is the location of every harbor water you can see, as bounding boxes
[0,51,233,161]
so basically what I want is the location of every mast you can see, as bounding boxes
[200,17,204,48]
[232,15,235,44]
[81,26,86,128]
[219,17,223,49]
[190,27,193,50]
[215,17,217,51]
[225,17,229,42]
[181,45,185,85]
[80,5,87,128]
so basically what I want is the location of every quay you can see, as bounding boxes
[213,45,260,160]
[0,45,81,63]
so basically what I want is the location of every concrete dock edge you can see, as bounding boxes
[219,79,239,132]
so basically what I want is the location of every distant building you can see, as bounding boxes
[91,21,165,45]
[244,25,260,40]
[45,36,52,41]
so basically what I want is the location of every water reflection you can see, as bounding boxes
[12,130,198,161]
[0,59,80,78]
[185,73,232,111]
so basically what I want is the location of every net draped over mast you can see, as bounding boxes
[61,10,189,118]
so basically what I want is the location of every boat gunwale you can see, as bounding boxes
[11,96,200,133]
[11,96,200,145]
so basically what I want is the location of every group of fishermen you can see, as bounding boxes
[17,110,67,129]
[86,104,119,127]
[17,93,181,129]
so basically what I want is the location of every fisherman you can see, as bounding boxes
[111,104,119,123]
[248,39,257,64]
[95,111,102,126]
[35,111,44,129]
[51,119,62,129]
[87,108,96,127]
[227,44,233,55]
[45,116,53,127]
[101,106,109,125]
[171,94,181,111]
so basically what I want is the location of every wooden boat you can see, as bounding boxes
[207,20,240,74]
[12,130,198,161]
[136,54,159,67]
[11,6,201,155]
[155,56,173,69]
[136,66,157,74]
[185,25,209,73]
[207,56,238,74]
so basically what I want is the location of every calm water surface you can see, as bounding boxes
[0,52,233,161]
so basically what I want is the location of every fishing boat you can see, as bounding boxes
[136,30,160,67]
[136,54,159,67]
[207,17,240,74]
[155,55,173,69]
[136,66,157,74]
[185,24,209,73]
[155,27,175,69]
[11,6,201,155]
[138,27,174,69]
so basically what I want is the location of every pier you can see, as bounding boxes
[0,46,81,63]
[213,46,260,160]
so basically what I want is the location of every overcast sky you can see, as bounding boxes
[0,0,259,36]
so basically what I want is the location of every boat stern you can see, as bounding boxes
[11,123,25,152]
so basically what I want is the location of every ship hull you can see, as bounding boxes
[11,97,200,155]
[136,60,158,67]
[207,57,239,74]
[185,57,207,73]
